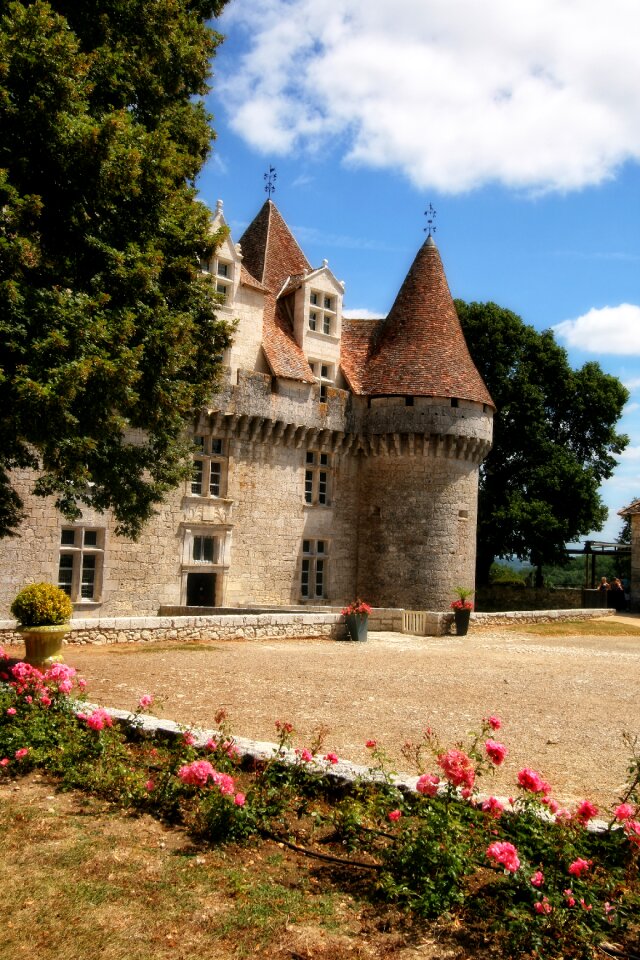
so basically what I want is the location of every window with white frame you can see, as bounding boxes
[191,436,227,497]
[304,451,331,505]
[301,539,328,599]
[309,288,335,335]
[192,535,218,563]
[214,257,233,299]
[58,527,105,602]
[309,361,334,402]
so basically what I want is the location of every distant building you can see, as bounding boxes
[0,199,494,618]
[618,500,640,608]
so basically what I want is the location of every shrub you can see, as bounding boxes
[10,583,73,626]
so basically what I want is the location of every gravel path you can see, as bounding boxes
[61,618,640,811]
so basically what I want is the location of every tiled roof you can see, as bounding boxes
[361,237,495,406]
[340,318,384,393]
[239,202,315,382]
[239,264,269,293]
[619,499,640,516]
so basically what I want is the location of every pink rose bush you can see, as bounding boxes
[1,685,639,959]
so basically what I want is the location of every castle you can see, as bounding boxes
[0,198,494,618]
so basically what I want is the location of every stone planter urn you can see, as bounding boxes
[18,624,70,669]
[10,582,73,669]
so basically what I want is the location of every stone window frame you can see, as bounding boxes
[301,538,329,600]
[58,526,105,603]
[308,288,335,336]
[190,436,228,498]
[180,524,231,607]
[304,450,332,506]
[309,360,334,402]
[214,256,234,300]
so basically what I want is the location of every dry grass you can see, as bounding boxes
[512,618,640,637]
[0,774,481,960]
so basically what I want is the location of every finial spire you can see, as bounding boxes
[264,165,277,199]
[424,203,437,238]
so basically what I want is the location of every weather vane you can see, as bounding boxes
[424,203,437,237]
[264,165,277,199]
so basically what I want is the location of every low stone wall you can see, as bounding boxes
[476,586,589,612]
[404,607,615,636]
[469,608,615,629]
[0,607,404,647]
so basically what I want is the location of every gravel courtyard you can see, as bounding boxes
[61,616,640,810]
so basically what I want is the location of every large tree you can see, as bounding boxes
[0,0,232,539]
[455,301,629,585]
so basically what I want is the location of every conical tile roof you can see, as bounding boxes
[239,201,315,381]
[362,236,494,406]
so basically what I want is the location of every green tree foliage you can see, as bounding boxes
[456,301,629,584]
[0,0,233,539]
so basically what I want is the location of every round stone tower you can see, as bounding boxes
[353,235,494,611]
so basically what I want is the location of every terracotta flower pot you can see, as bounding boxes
[18,624,70,668]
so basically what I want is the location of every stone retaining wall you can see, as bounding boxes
[0,607,404,647]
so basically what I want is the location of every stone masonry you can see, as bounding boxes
[0,198,494,619]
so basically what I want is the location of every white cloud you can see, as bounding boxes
[218,0,640,194]
[553,304,640,354]
[343,308,386,319]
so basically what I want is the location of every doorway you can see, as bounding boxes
[186,572,217,607]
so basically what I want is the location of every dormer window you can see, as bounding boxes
[309,289,336,337]
[214,258,233,300]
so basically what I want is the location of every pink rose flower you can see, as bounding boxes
[568,858,592,877]
[234,793,246,806]
[205,739,218,752]
[15,748,29,760]
[580,899,592,912]
[298,749,313,763]
[530,870,544,888]
[416,773,440,797]
[0,758,9,766]
[517,768,551,795]
[388,809,402,822]
[183,732,196,747]
[486,841,520,873]
[614,802,635,821]
[623,820,640,846]
[534,898,552,915]
[178,760,216,788]
[138,694,154,710]
[485,739,508,766]
[324,752,339,765]
[85,708,113,731]
[575,799,598,824]
[145,780,155,792]
[481,796,505,818]
[437,748,475,790]
[6,707,16,716]
[564,889,576,907]
[486,715,502,730]
[365,739,377,749]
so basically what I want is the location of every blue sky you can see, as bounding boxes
[197,0,640,544]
